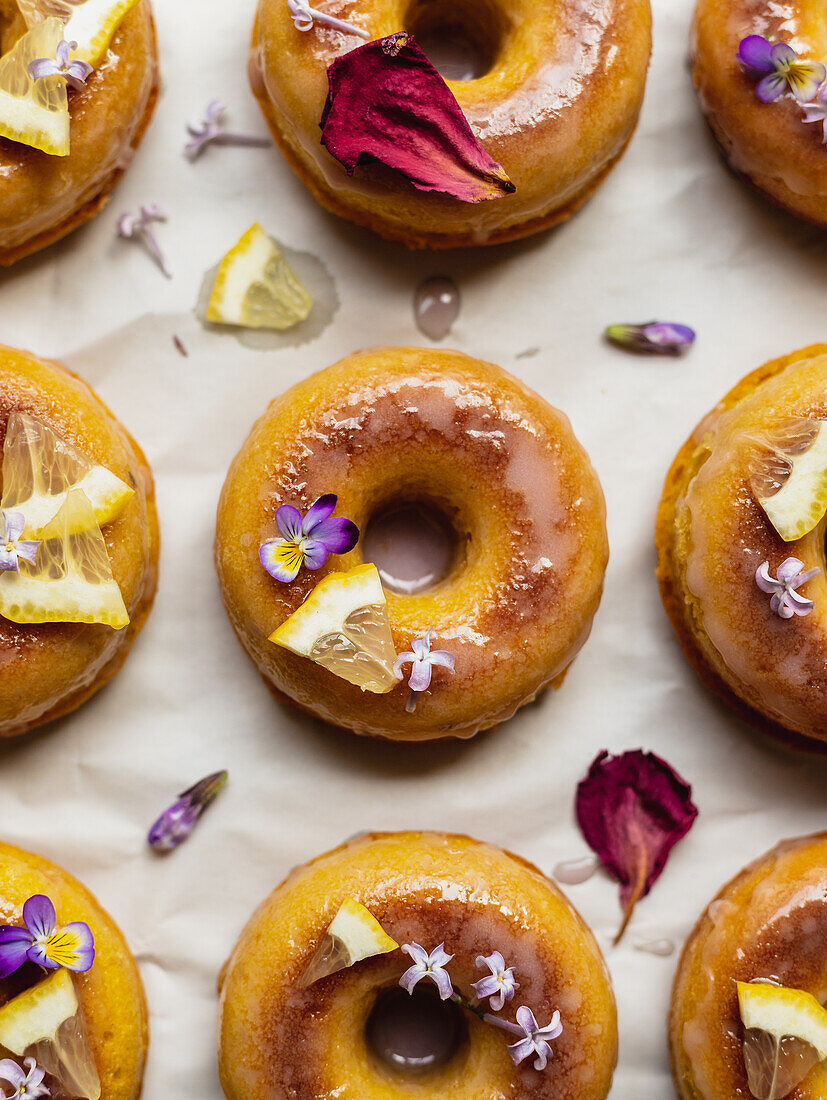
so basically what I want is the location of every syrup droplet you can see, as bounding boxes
[366,987,466,1075]
[553,855,599,885]
[634,938,676,957]
[414,277,460,342]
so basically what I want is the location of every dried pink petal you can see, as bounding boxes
[320,32,515,203]
[576,750,698,943]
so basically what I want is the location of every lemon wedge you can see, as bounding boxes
[269,563,399,693]
[0,489,129,628]
[0,17,69,155]
[739,982,827,1061]
[1,411,134,537]
[17,0,141,67]
[751,418,827,542]
[207,223,313,331]
[299,898,398,988]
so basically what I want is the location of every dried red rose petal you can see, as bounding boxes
[576,750,698,943]
[320,32,515,203]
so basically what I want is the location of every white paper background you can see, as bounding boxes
[0,0,825,1095]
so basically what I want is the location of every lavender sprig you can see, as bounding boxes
[117,204,171,278]
[148,770,228,852]
[184,100,270,162]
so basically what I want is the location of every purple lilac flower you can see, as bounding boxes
[0,1058,48,1100]
[755,557,820,619]
[472,951,520,1011]
[28,39,93,91]
[0,512,39,573]
[117,204,171,278]
[501,1006,563,1071]
[399,942,454,1001]
[737,35,826,103]
[259,494,359,583]
[287,0,369,39]
[605,322,696,355]
[148,770,228,852]
[0,896,94,978]
[184,100,270,162]
[393,629,455,711]
[802,84,827,141]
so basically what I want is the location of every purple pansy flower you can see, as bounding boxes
[504,1006,563,1071]
[399,942,454,1001]
[0,1058,48,1100]
[0,513,39,574]
[0,896,94,978]
[605,322,696,355]
[148,770,228,852]
[393,629,455,711]
[28,39,93,92]
[472,951,520,1011]
[117,204,171,278]
[802,84,827,141]
[259,494,359,583]
[184,100,270,161]
[756,557,820,619]
[287,0,369,39]
[737,35,826,103]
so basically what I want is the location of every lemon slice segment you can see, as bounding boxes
[207,223,313,331]
[17,0,141,67]
[0,969,101,1100]
[0,17,69,155]
[269,563,399,693]
[1,411,134,537]
[739,981,827,1100]
[0,489,129,627]
[751,418,827,542]
[299,898,399,988]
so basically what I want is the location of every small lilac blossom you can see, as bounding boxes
[0,513,39,573]
[393,629,455,711]
[755,558,820,619]
[802,84,827,142]
[184,100,270,161]
[605,322,696,355]
[287,0,369,39]
[399,942,454,1001]
[117,204,171,278]
[472,951,520,1011]
[148,770,228,852]
[259,494,359,583]
[737,35,826,103]
[505,1006,563,1071]
[0,895,94,978]
[28,39,93,92]
[0,1058,48,1100]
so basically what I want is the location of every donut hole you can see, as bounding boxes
[362,500,461,595]
[365,985,469,1077]
[406,0,507,81]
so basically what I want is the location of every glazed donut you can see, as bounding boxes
[0,1,159,266]
[0,345,159,737]
[215,347,608,741]
[669,832,827,1100]
[249,0,652,248]
[218,831,617,1099]
[0,840,148,1099]
[692,0,827,227]
[656,345,827,747]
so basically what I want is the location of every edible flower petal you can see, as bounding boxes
[117,204,171,278]
[287,0,369,39]
[259,494,359,583]
[184,100,270,161]
[320,33,515,203]
[0,511,39,573]
[506,1006,563,1071]
[605,322,696,355]
[148,769,228,852]
[0,895,94,977]
[28,39,93,91]
[576,750,698,943]
[393,628,455,711]
[472,951,520,1011]
[399,942,454,1001]
[737,35,826,103]
[755,557,820,619]
[802,84,827,142]
[0,1057,48,1100]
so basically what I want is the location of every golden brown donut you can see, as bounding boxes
[215,347,608,741]
[0,345,159,738]
[0,0,159,266]
[669,832,827,1100]
[218,831,618,1099]
[692,0,827,227]
[656,345,827,748]
[249,0,652,248]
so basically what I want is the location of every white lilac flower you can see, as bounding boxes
[184,100,270,162]
[802,84,827,142]
[393,629,455,712]
[471,951,520,1011]
[117,204,171,278]
[505,1006,563,1071]
[28,39,93,91]
[737,35,826,103]
[399,942,454,1001]
[0,1057,48,1100]
[0,512,39,573]
[755,557,820,619]
[287,0,369,39]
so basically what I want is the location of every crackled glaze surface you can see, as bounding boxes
[249,0,651,246]
[218,831,617,1100]
[670,833,827,1100]
[215,347,608,741]
[692,0,827,226]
